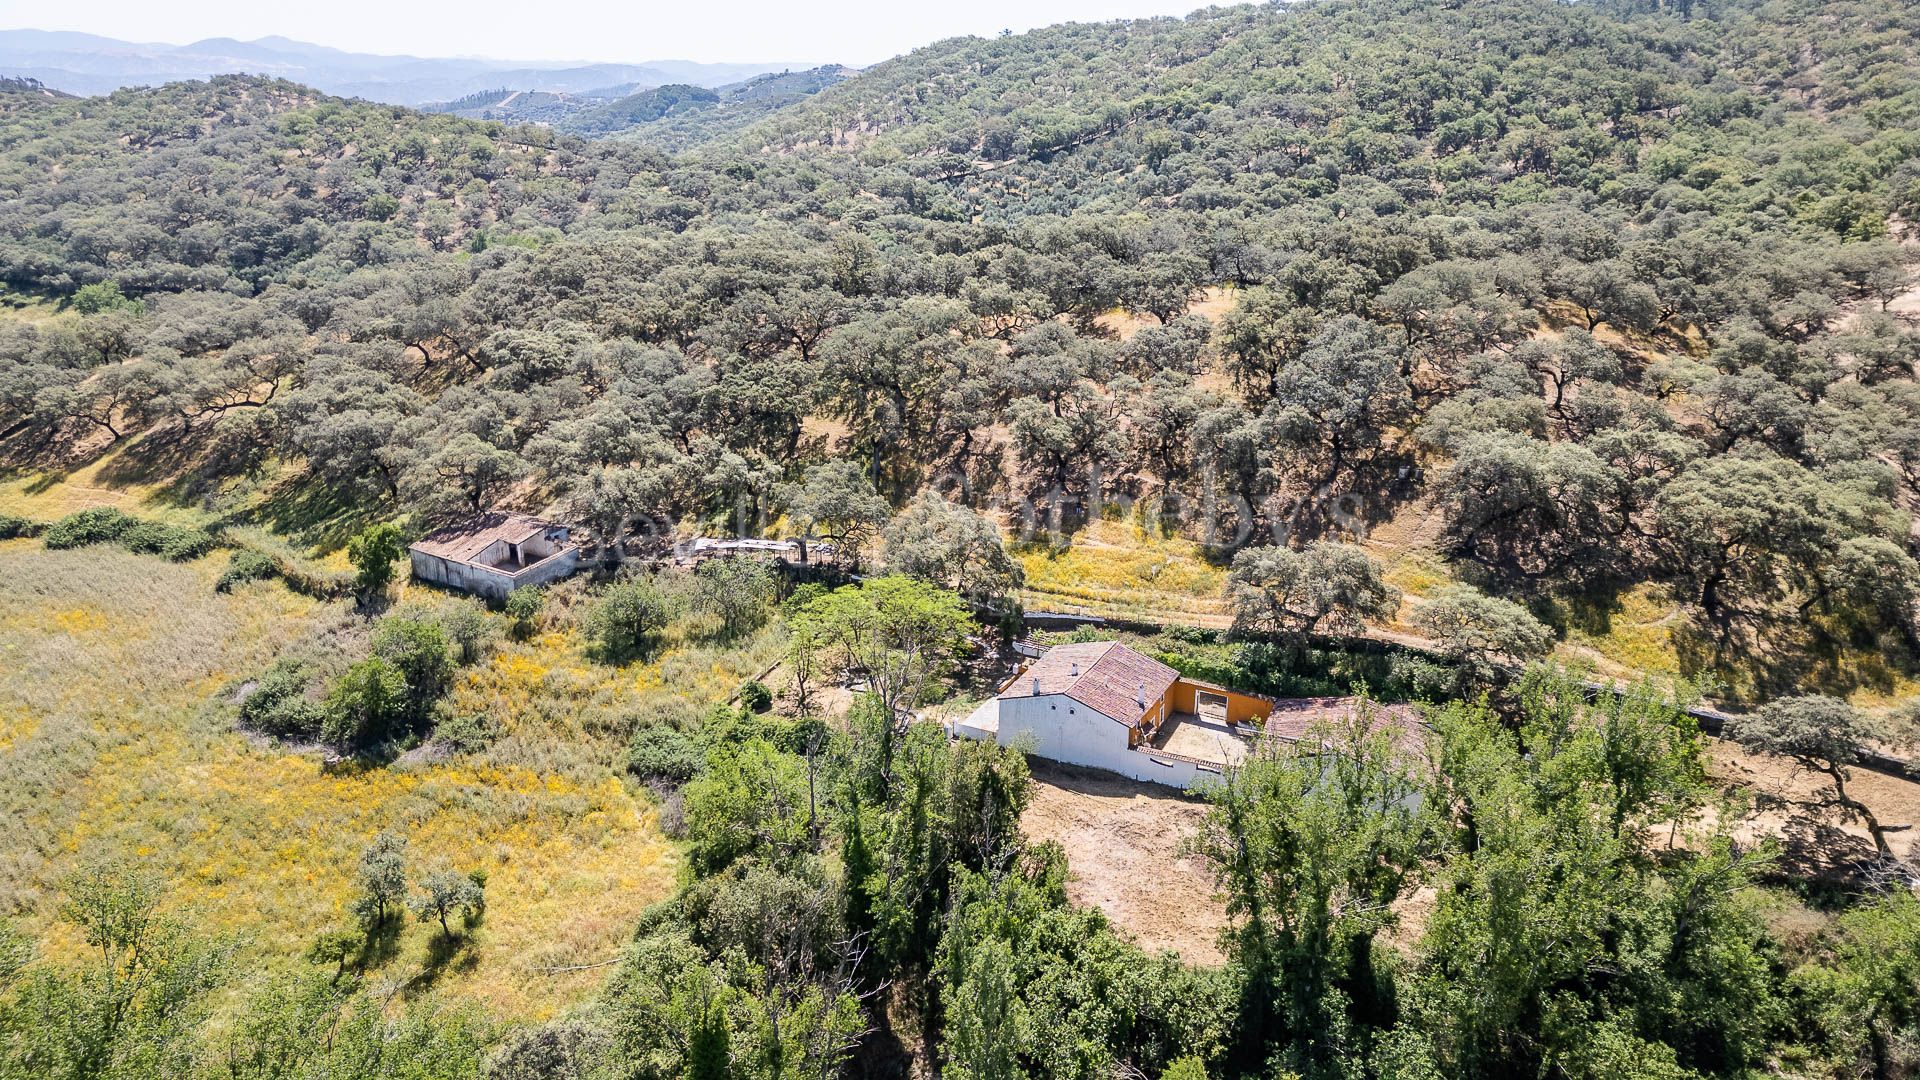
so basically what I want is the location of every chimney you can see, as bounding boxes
[1070,661,1079,677]
[1136,680,1147,707]
[1032,677,1041,696]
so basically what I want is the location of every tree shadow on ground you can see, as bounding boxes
[17,469,66,495]
[1674,615,1912,706]
[353,914,407,972]
[1534,572,1637,637]
[852,1005,917,1080]
[1026,758,1207,805]
[1768,805,1885,887]
[92,426,202,490]
[220,473,389,554]
[403,926,483,1000]
[319,735,411,773]
[133,428,277,510]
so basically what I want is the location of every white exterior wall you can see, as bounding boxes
[409,547,581,602]
[996,692,1131,770]
[991,692,1224,791]
[513,547,582,591]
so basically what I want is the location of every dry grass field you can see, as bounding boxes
[1015,517,1231,625]
[0,527,778,1021]
[0,445,213,524]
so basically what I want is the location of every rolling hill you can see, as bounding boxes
[0,0,1918,1074]
[0,28,805,104]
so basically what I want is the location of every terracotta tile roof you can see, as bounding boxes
[997,641,1180,727]
[1261,697,1427,756]
[410,512,567,565]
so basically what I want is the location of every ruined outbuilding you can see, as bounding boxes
[408,511,580,601]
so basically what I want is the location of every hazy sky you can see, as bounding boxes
[15,0,1214,66]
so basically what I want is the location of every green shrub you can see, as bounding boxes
[1386,653,1456,701]
[781,582,828,615]
[738,679,773,713]
[238,658,324,739]
[157,527,214,561]
[346,521,407,600]
[43,510,212,561]
[0,515,43,539]
[277,562,356,600]
[433,709,501,755]
[438,601,493,664]
[322,658,408,748]
[503,586,543,639]
[42,507,135,549]
[118,522,174,555]
[772,713,828,756]
[218,530,353,598]
[119,521,215,561]
[72,280,140,315]
[1160,1057,1209,1080]
[216,550,281,592]
[371,618,455,721]
[626,727,708,787]
[587,578,671,661]
[1162,624,1218,645]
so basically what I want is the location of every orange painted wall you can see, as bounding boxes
[1130,694,1170,744]
[1168,679,1273,724]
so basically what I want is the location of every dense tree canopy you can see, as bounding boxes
[1,0,1911,691]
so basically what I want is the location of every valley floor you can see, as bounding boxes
[6,456,1919,1023]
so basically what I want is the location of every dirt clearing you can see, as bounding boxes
[1709,740,1920,871]
[1016,738,1920,969]
[1020,761,1229,964]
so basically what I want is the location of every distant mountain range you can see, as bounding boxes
[424,65,859,146]
[0,29,808,105]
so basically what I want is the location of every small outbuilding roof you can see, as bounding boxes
[410,512,566,565]
[997,641,1180,728]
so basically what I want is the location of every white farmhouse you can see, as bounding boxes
[954,640,1276,790]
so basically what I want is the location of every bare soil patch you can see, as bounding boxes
[1016,741,1920,969]
[1020,761,1228,964]
[1709,740,1920,873]
[1095,285,1237,343]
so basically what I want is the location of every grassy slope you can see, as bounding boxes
[0,458,784,1020]
[1015,517,1230,626]
[0,540,696,1019]
[0,442,214,525]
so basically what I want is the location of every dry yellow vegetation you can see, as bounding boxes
[0,286,60,323]
[0,538,776,1022]
[1014,516,1230,624]
[0,444,211,525]
[1557,582,1688,682]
